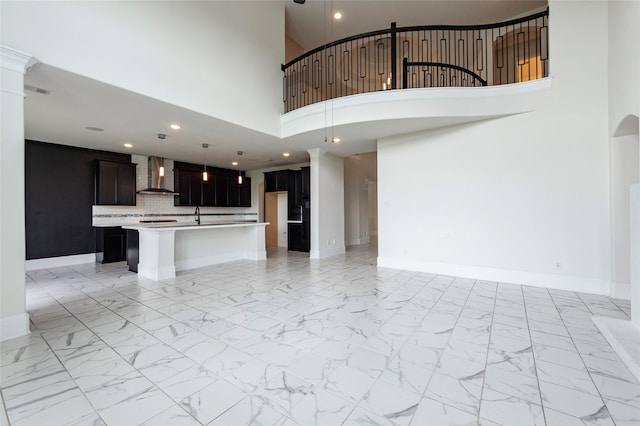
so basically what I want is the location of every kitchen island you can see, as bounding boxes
[123,222,268,280]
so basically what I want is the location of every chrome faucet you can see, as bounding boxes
[195,206,201,225]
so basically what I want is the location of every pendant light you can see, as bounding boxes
[158,133,166,177]
[202,144,209,181]
[236,150,244,185]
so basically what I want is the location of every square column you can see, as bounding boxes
[308,148,346,259]
[1,46,36,342]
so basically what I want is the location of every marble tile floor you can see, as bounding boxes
[1,245,639,426]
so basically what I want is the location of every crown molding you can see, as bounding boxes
[0,45,37,73]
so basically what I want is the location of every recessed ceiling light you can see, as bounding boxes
[124,143,133,148]
[232,161,239,166]
[334,11,342,20]
[332,137,341,143]
[283,152,290,157]
[85,126,104,132]
[170,124,181,130]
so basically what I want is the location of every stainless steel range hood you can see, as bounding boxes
[137,156,179,195]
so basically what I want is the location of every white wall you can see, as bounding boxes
[344,153,377,246]
[1,1,284,137]
[378,0,612,294]
[608,1,640,134]
[611,135,639,291]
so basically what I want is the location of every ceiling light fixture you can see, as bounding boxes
[124,143,133,148]
[170,124,181,130]
[237,151,244,185]
[202,143,209,181]
[332,137,341,143]
[334,11,342,20]
[283,152,290,157]
[232,161,239,166]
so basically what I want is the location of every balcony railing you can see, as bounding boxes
[282,8,549,112]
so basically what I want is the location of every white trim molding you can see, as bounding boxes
[25,253,96,271]
[377,257,611,295]
[310,245,346,260]
[0,313,30,342]
[0,45,37,73]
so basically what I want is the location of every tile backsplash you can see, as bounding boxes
[92,155,255,226]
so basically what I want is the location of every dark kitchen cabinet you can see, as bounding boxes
[264,170,289,192]
[175,169,203,206]
[126,229,139,272]
[288,221,310,252]
[95,160,136,205]
[288,170,302,221]
[238,177,252,207]
[96,227,126,263]
[227,176,239,207]
[301,166,310,198]
[202,177,215,206]
[215,174,229,207]
[174,162,251,207]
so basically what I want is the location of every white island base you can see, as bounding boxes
[124,222,268,281]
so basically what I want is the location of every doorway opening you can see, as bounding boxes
[611,114,639,300]
[265,192,288,250]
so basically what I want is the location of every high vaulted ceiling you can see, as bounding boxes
[22,1,546,171]
[285,0,546,52]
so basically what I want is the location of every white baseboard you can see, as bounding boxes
[25,253,96,271]
[310,245,346,260]
[376,257,610,295]
[610,282,631,300]
[0,313,30,342]
[346,236,370,246]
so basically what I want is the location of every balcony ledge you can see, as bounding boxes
[281,77,553,139]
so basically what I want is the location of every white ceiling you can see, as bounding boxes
[285,0,547,52]
[23,0,546,171]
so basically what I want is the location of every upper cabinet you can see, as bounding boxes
[174,161,251,207]
[264,170,289,192]
[176,169,203,207]
[301,166,310,199]
[95,160,136,205]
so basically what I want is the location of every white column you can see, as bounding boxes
[137,229,176,281]
[631,183,640,327]
[1,46,36,341]
[308,149,322,258]
[308,148,346,259]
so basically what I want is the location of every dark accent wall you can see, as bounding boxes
[25,140,130,260]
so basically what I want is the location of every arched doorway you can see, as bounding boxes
[611,114,639,326]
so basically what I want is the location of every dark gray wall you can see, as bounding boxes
[25,140,130,260]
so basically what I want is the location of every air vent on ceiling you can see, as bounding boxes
[24,84,50,95]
